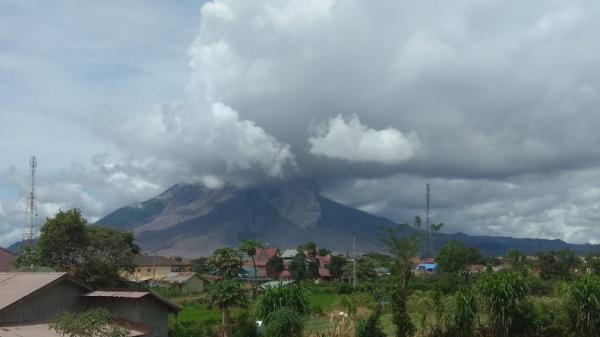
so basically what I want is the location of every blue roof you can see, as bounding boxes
[416,263,438,270]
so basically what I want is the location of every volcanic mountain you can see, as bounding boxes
[96,179,598,257]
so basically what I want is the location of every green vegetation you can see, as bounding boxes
[255,285,309,321]
[263,307,304,337]
[356,307,386,337]
[14,208,138,288]
[50,309,129,337]
[205,280,248,337]
[568,274,600,337]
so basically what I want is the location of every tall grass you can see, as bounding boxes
[568,274,600,337]
[477,271,530,337]
[449,288,477,337]
[255,285,309,321]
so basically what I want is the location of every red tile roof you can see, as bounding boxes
[0,248,16,272]
[243,247,279,268]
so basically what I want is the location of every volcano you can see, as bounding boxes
[96,179,597,257]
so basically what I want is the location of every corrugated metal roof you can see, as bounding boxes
[0,272,70,311]
[159,272,198,284]
[133,256,189,266]
[83,291,148,298]
[281,249,297,258]
[0,322,147,337]
[83,290,181,312]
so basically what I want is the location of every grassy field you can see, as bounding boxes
[165,278,571,337]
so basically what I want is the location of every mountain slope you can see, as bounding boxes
[96,179,599,257]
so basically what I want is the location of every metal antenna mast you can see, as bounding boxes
[426,183,431,258]
[23,156,37,244]
[352,236,357,288]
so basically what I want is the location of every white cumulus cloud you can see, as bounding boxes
[308,115,419,164]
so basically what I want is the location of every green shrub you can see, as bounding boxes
[338,296,358,317]
[233,310,258,337]
[336,282,354,294]
[527,298,571,337]
[355,307,385,337]
[170,321,213,337]
[263,307,303,337]
[255,285,308,321]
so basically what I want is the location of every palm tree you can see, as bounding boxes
[205,280,248,337]
[240,239,263,291]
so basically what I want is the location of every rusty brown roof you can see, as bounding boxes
[0,248,16,272]
[0,272,90,312]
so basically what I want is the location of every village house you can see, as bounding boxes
[0,248,16,272]
[130,255,192,282]
[243,247,278,278]
[158,272,214,294]
[467,264,487,274]
[0,272,180,337]
[315,255,332,280]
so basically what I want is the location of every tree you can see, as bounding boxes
[266,255,284,279]
[76,226,139,287]
[328,255,347,280]
[33,209,138,287]
[192,257,209,274]
[12,245,42,270]
[207,248,243,279]
[239,240,263,275]
[380,224,419,337]
[290,253,307,281]
[239,239,263,291]
[50,309,129,337]
[38,209,89,272]
[318,248,331,256]
[506,249,525,266]
[436,241,484,279]
[537,249,579,280]
[297,242,317,257]
[306,258,320,279]
[205,280,248,337]
[356,257,377,281]
[380,224,419,286]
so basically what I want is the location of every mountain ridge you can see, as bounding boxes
[94,179,599,258]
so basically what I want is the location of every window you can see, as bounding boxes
[147,268,151,273]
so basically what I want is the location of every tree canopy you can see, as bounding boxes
[436,241,484,277]
[22,209,138,287]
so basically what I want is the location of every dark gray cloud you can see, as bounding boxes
[2,0,600,246]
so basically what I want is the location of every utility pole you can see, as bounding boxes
[152,253,157,286]
[352,236,357,288]
[426,183,431,258]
